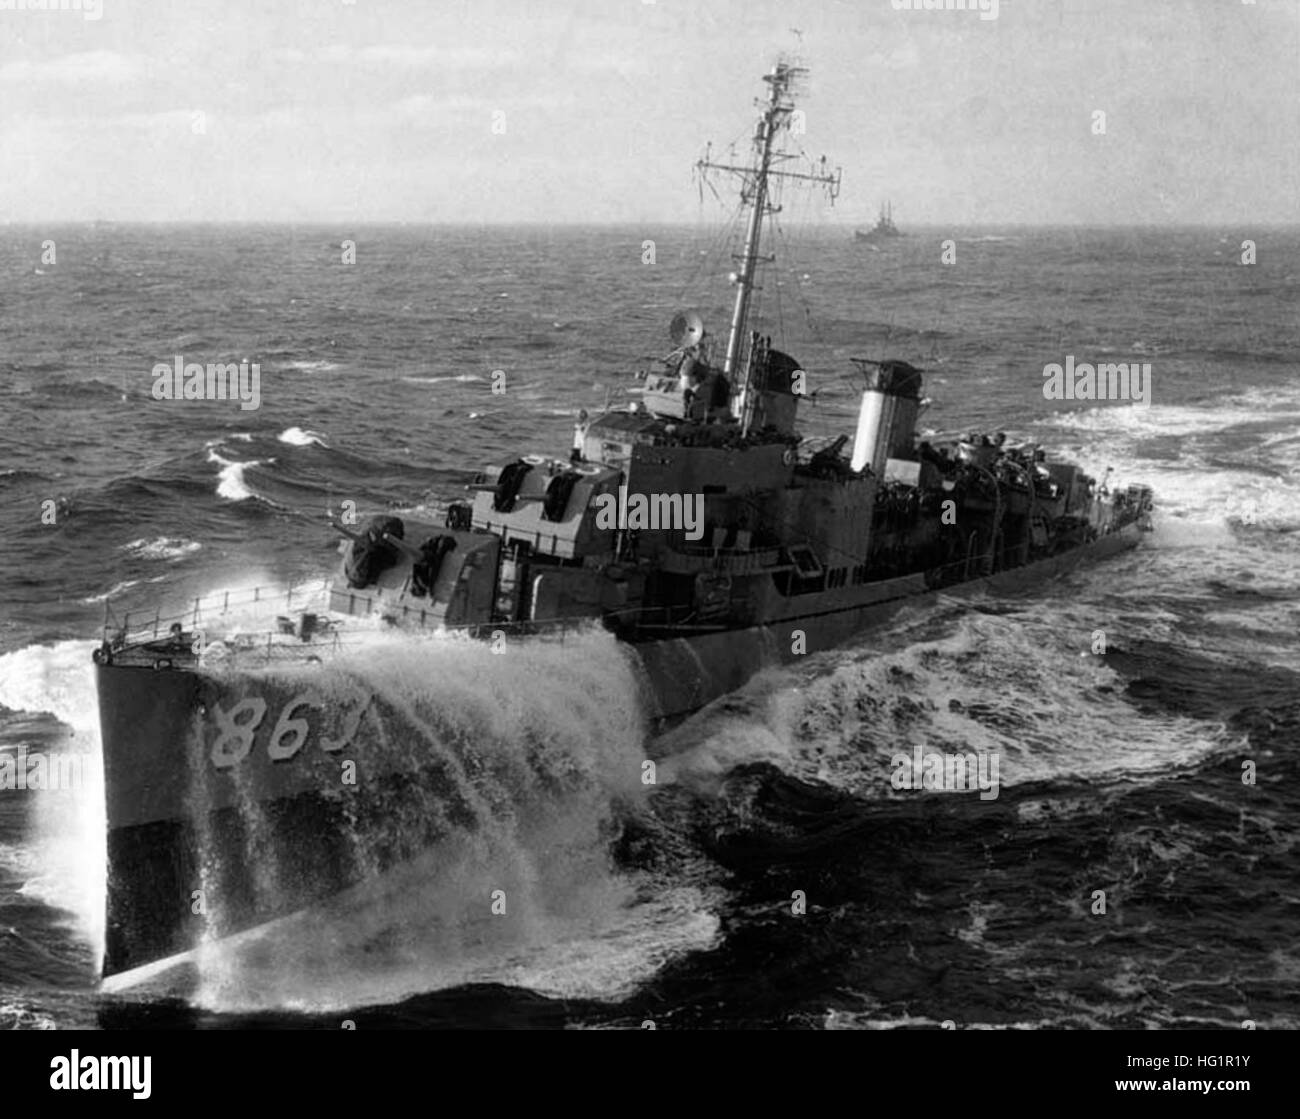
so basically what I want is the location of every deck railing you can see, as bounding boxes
[99,579,612,666]
[102,582,327,646]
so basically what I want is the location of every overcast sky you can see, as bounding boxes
[1,0,1296,225]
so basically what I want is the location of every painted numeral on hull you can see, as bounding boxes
[321,688,370,754]
[207,689,372,769]
[268,693,314,761]
[210,697,267,769]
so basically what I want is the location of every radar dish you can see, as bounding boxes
[669,311,707,348]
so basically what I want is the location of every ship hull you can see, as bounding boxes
[95,523,1144,980]
[96,661,481,978]
[637,523,1141,727]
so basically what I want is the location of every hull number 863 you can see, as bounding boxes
[207,689,371,769]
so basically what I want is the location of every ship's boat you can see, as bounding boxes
[92,63,1155,985]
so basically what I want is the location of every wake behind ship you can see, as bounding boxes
[92,63,1154,982]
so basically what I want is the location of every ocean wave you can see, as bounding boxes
[0,639,106,966]
[215,462,254,502]
[278,360,342,373]
[80,579,140,604]
[80,574,167,605]
[118,536,202,562]
[1124,460,1294,533]
[1030,384,1300,532]
[1045,386,1300,441]
[400,373,484,385]
[658,607,1243,798]
[0,999,57,1030]
[277,426,330,448]
[201,432,256,456]
[206,447,270,502]
[0,639,102,736]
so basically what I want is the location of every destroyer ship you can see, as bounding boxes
[855,200,903,243]
[92,63,1154,982]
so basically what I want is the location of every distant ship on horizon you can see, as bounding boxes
[855,200,903,243]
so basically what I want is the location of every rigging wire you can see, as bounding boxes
[673,200,744,311]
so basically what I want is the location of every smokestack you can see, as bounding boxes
[851,391,887,473]
[850,361,924,475]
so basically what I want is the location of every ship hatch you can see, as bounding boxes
[787,544,823,577]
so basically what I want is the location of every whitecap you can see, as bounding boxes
[278,426,329,448]
[206,447,258,502]
[117,537,202,562]
[80,579,140,605]
[400,373,483,385]
[281,360,341,373]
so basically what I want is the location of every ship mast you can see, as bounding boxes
[696,62,840,433]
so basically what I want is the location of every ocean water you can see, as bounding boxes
[0,223,1297,1029]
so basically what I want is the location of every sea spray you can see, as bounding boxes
[659,610,1240,802]
[184,625,656,1009]
[0,640,107,972]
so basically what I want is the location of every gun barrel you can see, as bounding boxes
[382,532,425,560]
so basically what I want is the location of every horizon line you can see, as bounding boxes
[2,219,1296,229]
